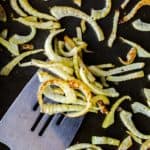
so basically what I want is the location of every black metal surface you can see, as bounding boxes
[0,0,150,149]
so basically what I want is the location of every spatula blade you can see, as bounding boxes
[0,74,84,150]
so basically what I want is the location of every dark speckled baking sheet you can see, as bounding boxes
[0,0,150,149]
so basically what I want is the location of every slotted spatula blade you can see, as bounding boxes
[0,74,84,150]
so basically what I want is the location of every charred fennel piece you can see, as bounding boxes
[119,48,137,65]
[120,0,150,23]
[38,79,92,118]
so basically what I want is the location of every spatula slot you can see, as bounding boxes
[31,113,44,131]
[38,115,54,136]
[32,102,39,111]
[56,115,65,126]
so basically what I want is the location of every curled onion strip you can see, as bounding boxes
[91,0,112,20]
[9,27,36,45]
[0,49,43,76]
[10,0,27,17]
[120,0,150,23]
[120,37,150,58]
[18,0,56,21]
[50,6,104,42]
[132,19,150,31]
[120,110,150,139]
[102,96,131,128]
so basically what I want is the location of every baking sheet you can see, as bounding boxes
[0,0,150,149]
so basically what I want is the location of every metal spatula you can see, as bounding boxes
[0,74,84,150]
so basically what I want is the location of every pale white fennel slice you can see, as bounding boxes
[50,6,104,42]
[18,0,56,20]
[9,27,36,45]
[108,10,120,47]
[91,0,112,20]
[10,0,27,17]
[132,19,150,32]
